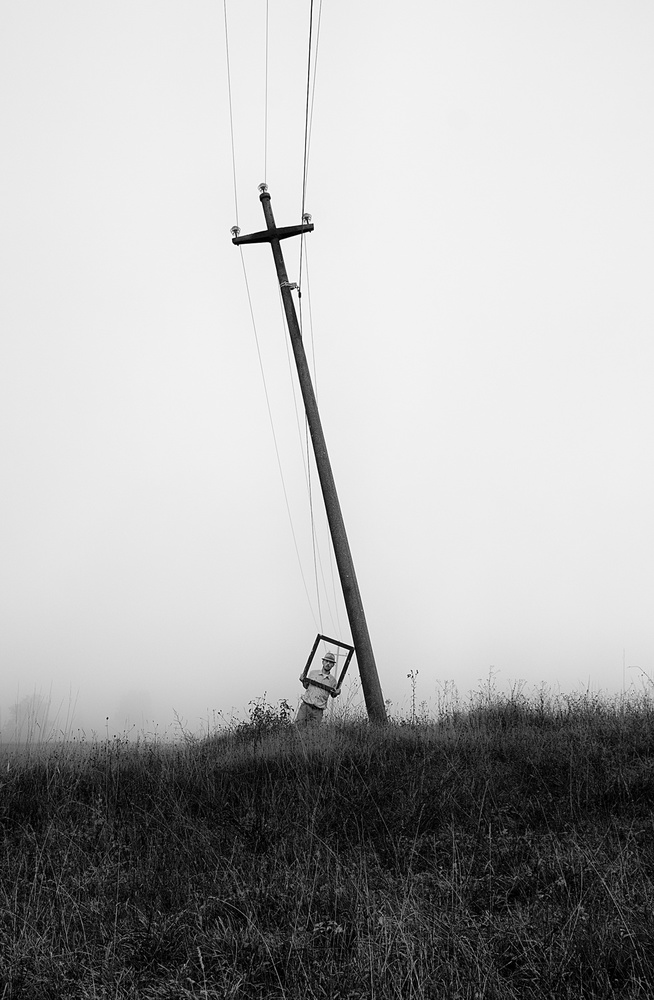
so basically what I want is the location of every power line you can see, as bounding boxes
[297,2,320,628]
[295,3,343,639]
[306,0,324,209]
[223,0,339,640]
[303,239,343,638]
[277,271,343,639]
[263,0,269,183]
[300,0,315,224]
[298,0,323,339]
[237,248,320,631]
[306,429,323,631]
[301,237,319,390]
[222,0,239,226]
[298,0,322,292]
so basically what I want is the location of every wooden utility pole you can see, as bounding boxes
[232,185,387,724]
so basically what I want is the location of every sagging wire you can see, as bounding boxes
[301,235,319,397]
[300,238,342,637]
[304,243,341,634]
[298,0,323,305]
[300,0,316,227]
[223,0,342,643]
[306,430,323,631]
[304,420,343,641]
[223,0,319,630]
[263,0,269,184]
[276,287,309,488]
[275,271,342,639]
[306,434,343,639]
[238,248,319,632]
[293,0,343,635]
[303,240,343,638]
[276,281,342,639]
[223,0,239,227]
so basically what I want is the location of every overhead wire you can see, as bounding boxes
[304,420,342,639]
[273,279,333,635]
[238,249,320,631]
[298,0,322,302]
[274,282,322,630]
[222,0,320,631]
[306,433,323,630]
[275,274,342,637]
[222,0,239,227]
[300,0,316,227]
[223,0,344,644]
[294,0,344,638]
[297,0,323,380]
[299,236,342,637]
[301,236,318,396]
[263,0,269,184]
[302,239,343,638]
[296,0,322,625]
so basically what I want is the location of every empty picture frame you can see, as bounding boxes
[300,634,355,692]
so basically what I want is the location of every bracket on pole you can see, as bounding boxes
[232,184,314,246]
[232,221,314,246]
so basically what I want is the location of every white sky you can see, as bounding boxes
[1,1,653,735]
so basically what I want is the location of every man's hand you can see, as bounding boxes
[332,686,341,698]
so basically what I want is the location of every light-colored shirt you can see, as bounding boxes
[302,668,336,710]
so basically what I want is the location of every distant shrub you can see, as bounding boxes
[232,694,293,743]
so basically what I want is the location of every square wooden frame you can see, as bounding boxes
[300,634,355,693]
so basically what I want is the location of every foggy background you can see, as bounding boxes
[2,1,653,739]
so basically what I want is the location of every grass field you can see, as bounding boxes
[1,688,654,998]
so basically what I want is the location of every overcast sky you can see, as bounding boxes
[2,1,653,736]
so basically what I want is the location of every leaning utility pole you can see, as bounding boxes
[232,184,387,724]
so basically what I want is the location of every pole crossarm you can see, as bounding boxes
[232,222,314,246]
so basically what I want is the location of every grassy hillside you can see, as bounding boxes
[1,691,654,998]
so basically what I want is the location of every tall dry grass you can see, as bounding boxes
[1,687,654,998]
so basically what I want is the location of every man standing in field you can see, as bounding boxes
[296,651,341,727]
